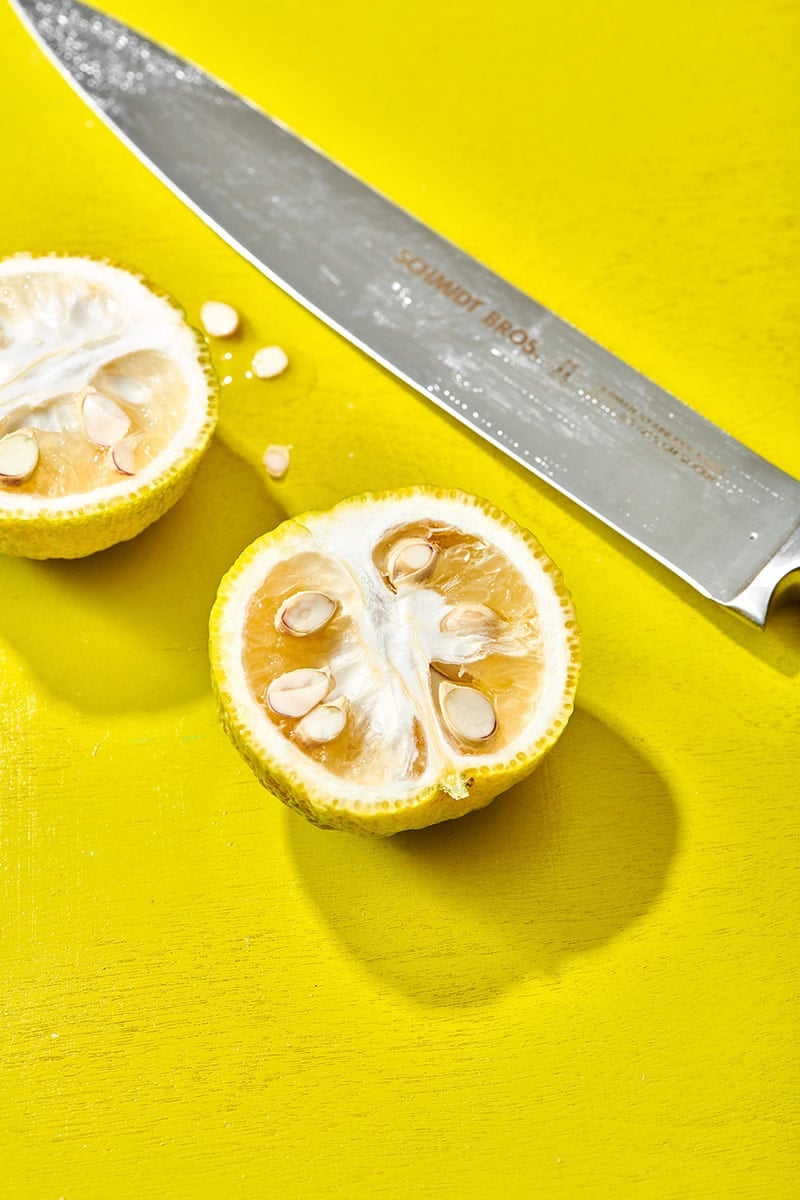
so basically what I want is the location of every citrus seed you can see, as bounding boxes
[276,590,337,636]
[81,388,131,448]
[0,431,40,484]
[439,682,497,743]
[266,668,332,718]
[387,537,437,586]
[296,700,347,746]
[440,603,497,635]
[263,443,290,479]
[111,436,138,476]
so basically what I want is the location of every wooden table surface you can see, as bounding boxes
[1,1,798,1196]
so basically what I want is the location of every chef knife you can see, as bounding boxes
[11,0,800,625]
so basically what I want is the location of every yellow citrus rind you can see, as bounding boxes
[209,486,581,836]
[0,253,218,559]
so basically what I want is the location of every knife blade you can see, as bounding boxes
[11,0,800,625]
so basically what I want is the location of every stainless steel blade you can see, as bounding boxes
[12,0,800,624]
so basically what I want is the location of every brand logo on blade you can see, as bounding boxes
[394,249,540,357]
[392,247,724,484]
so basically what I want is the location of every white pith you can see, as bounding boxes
[0,254,213,512]
[215,492,576,809]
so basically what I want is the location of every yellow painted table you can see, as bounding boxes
[2,1,798,1195]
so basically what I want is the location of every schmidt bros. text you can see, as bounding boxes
[393,249,540,357]
[392,247,723,483]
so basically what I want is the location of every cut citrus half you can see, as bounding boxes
[210,487,580,835]
[0,253,217,558]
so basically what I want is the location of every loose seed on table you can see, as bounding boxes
[200,301,240,338]
[263,443,291,480]
[252,345,289,378]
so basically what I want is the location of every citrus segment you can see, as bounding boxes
[210,487,580,835]
[0,254,217,558]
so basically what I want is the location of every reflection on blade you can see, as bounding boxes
[12,0,800,623]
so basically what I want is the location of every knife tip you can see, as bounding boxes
[10,0,98,31]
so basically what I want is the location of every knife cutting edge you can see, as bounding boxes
[10,0,800,625]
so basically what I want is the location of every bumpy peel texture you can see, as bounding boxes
[209,487,580,835]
